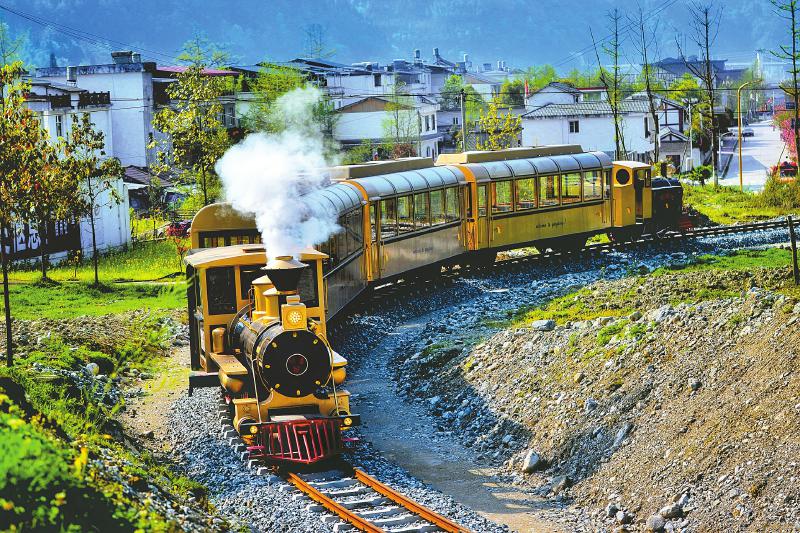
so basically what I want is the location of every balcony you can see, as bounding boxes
[49,94,72,109]
[78,91,111,108]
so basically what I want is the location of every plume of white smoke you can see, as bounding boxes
[215,86,339,259]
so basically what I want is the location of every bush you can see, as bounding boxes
[0,390,130,532]
[759,174,800,209]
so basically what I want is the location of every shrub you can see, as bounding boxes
[759,174,800,209]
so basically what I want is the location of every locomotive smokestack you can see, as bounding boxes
[263,255,307,293]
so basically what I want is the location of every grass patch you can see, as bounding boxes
[683,184,793,224]
[655,248,792,274]
[1,281,184,320]
[499,287,632,329]
[597,319,629,346]
[9,240,181,284]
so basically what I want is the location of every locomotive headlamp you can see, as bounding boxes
[249,425,259,435]
[343,417,353,427]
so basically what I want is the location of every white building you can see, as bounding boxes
[19,76,131,261]
[334,96,442,158]
[522,83,694,167]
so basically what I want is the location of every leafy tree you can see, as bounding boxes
[341,140,377,164]
[500,78,525,106]
[563,68,603,88]
[0,62,51,365]
[241,63,306,131]
[0,19,25,65]
[62,114,124,287]
[476,99,522,151]
[178,34,231,68]
[150,63,232,206]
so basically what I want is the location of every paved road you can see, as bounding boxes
[721,119,786,191]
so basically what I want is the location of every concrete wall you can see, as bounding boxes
[522,113,653,156]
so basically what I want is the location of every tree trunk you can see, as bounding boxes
[38,220,48,281]
[0,224,13,366]
[201,167,208,206]
[90,210,99,286]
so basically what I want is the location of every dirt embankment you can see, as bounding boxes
[395,267,800,531]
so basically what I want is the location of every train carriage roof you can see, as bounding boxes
[345,165,467,201]
[464,151,612,183]
[303,182,364,217]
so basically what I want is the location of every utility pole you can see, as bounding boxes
[737,80,754,191]
[460,88,467,152]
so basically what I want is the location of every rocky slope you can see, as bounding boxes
[393,263,800,531]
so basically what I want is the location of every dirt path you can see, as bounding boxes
[349,317,572,533]
[120,346,190,451]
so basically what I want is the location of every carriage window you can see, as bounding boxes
[239,265,263,300]
[370,204,377,241]
[605,170,612,197]
[561,173,582,204]
[397,196,413,234]
[636,168,651,187]
[492,181,512,213]
[380,198,397,239]
[335,216,349,261]
[444,187,459,222]
[346,210,363,256]
[430,190,446,225]
[414,193,430,228]
[539,175,559,207]
[206,267,237,315]
[478,186,487,217]
[583,170,602,201]
[516,177,537,210]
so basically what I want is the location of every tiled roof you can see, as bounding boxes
[522,99,651,118]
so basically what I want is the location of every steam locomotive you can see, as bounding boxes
[185,145,684,464]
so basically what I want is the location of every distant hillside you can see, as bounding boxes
[1,0,785,74]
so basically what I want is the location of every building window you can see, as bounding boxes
[569,120,579,134]
[374,73,382,87]
[426,146,431,157]
[425,115,430,131]
[453,116,459,125]
[431,114,436,130]
[55,115,63,137]
[644,117,650,138]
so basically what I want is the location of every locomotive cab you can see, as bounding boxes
[609,161,652,241]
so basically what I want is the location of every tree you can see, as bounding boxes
[630,4,663,162]
[563,68,603,88]
[0,19,25,65]
[500,79,525,107]
[772,0,800,173]
[151,63,232,206]
[241,63,306,131]
[382,81,420,157]
[677,2,723,185]
[591,9,628,158]
[178,34,231,68]
[0,62,51,365]
[62,113,124,287]
[476,99,522,151]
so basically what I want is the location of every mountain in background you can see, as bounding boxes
[2,0,786,77]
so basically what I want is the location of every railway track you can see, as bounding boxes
[288,468,467,533]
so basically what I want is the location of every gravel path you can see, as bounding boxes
[164,223,792,532]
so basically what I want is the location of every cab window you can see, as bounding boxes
[206,267,237,315]
[561,173,582,204]
[380,198,397,239]
[516,177,536,210]
[492,181,512,213]
[583,170,602,201]
[539,175,559,207]
[297,261,319,307]
[239,265,263,300]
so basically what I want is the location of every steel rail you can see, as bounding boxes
[287,472,384,533]
[353,468,467,533]
[287,468,469,532]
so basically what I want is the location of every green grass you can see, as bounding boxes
[655,248,793,274]
[1,281,184,320]
[683,184,791,224]
[9,240,182,284]
[495,287,633,329]
[130,215,170,240]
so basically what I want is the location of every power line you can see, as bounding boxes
[0,2,180,63]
